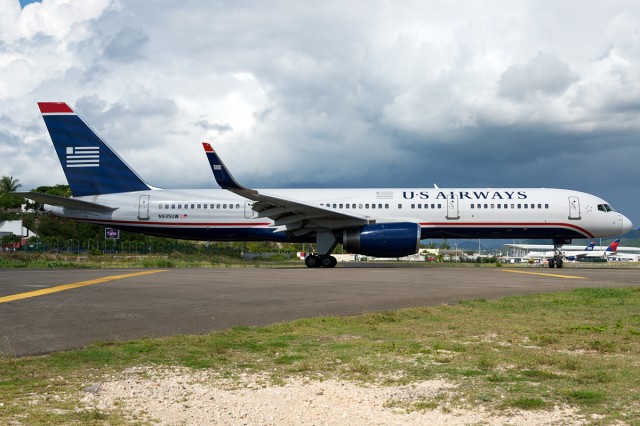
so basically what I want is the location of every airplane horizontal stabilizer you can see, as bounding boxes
[16,192,117,212]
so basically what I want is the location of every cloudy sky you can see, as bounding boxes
[1,0,639,227]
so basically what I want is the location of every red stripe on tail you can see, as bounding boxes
[38,102,74,114]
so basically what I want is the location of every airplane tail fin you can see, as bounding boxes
[605,239,620,253]
[38,102,152,196]
[584,241,596,251]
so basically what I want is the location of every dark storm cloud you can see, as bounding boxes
[3,0,640,227]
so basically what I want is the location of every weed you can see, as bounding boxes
[507,397,547,410]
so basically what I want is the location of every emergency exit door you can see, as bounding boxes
[446,195,460,220]
[568,196,581,220]
[138,195,150,220]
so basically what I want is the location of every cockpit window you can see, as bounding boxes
[597,204,615,212]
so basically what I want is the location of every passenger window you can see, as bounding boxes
[171,204,175,209]
[339,204,343,209]
[203,204,207,209]
[471,204,475,209]
[359,204,363,209]
[372,204,376,209]
[398,204,402,209]
[365,204,370,209]
[511,204,515,209]
[417,204,422,209]
[159,204,163,209]
[497,204,501,209]
[537,204,542,209]
[411,204,415,209]
[178,204,182,209]
[191,204,195,209]
[223,204,227,209]
[545,204,549,209]
[438,204,442,209]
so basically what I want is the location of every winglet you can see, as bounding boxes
[201,143,249,192]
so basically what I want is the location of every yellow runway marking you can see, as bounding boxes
[0,270,167,304]
[501,269,585,279]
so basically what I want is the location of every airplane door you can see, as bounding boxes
[244,201,258,219]
[446,195,460,220]
[138,195,150,220]
[568,196,581,220]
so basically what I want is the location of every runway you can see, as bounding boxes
[1,266,638,357]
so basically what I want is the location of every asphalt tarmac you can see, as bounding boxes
[1,266,638,356]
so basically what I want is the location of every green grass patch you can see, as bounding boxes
[507,397,548,410]
[1,286,639,424]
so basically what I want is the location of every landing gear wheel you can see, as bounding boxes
[305,255,321,268]
[320,256,337,268]
[548,258,555,268]
[555,258,563,268]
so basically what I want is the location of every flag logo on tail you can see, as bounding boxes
[66,146,99,168]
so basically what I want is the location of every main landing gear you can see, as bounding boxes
[305,228,339,268]
[305,254,338,268]
[548,238,570,268]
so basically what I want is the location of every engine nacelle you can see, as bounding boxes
[342,222,421,257]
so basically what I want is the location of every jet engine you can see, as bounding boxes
[342,222,421,257]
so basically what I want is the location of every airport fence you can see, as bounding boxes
[6,238,247,258]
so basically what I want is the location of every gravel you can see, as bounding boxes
[81,366,589,425]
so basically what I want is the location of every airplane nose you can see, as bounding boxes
[621,214,633,235]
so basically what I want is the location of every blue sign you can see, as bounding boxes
[105,228,120,239]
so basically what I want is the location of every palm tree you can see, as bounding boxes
[0,175,21,194]
[0,175,23,210]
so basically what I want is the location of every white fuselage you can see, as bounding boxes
[46,187,632,242]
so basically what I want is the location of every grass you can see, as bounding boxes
[0,252,303,269]
[1,287,640,424]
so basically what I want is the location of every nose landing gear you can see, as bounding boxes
[548,238,570,268]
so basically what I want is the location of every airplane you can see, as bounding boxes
[18,102,633,268]
[565,239,620,261]
[526,240,596,262]
[526,240,619,263]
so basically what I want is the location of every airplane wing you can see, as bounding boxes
[16,192,117,212]
[201,143,371,233]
